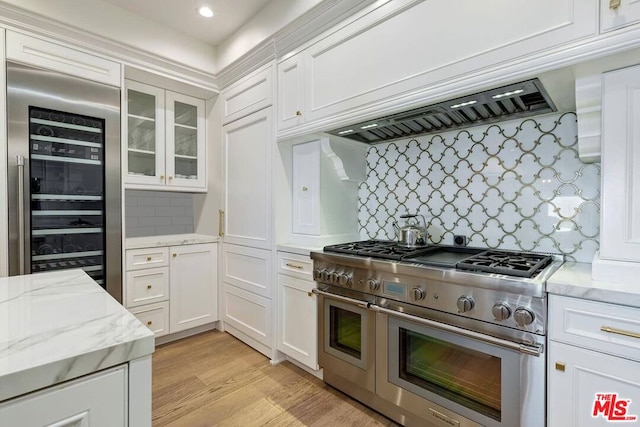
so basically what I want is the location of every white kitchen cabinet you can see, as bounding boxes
[277,54,305,130]
[169,243,218,333]
[222,107,273,249]
[277,251,318,370]
[593,64,640,282]
[125,80,206,192]
[221,63,273,124]
[277,0,597,135]
[548,295,640,426]
[124,242,218,338]
[221,243,273,357]
[6,31,121,86]
[601,0,640,32]
[0,366,126,426]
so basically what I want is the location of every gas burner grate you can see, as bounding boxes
[323,240,431,260]
[456,250,553,278]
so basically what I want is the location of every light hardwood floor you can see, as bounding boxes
[152,330,399,426]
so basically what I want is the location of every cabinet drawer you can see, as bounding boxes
[126,247,169,270]
[550,295,640,362]
[130,302,169,337]
[277,251,313,280]
[125,267,169,308]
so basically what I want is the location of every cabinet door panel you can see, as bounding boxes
[277,274,318,369]
[292,140,320,235]
[125,80,166,187]
[222,244,272,298]
[222,64,273,124]
[601,0,640,32]
[0,367,126,427]
[223,108,272,249]
[277,55,304,130]
[600,65,640,262]
[548,341,640,426]
[165,91,206,190]
[169,243,218,333]
[222,282,272,353]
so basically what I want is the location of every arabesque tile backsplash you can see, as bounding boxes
[358,112,600,262]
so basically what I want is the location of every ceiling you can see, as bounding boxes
[101,0,272,46]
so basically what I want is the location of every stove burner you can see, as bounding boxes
[456,250,553,278]
[323,240,430,260]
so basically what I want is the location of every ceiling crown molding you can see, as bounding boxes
[215,0,377,89]
[0,2,218,92]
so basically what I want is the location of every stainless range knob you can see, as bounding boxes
[321,270,332,281]
[492,303,512,321]
[456,295,475,313]
[412,287,425,301]
[338,273,353,287]
[313,268,323,280]
[514,307,535,326]
[330,272,340,283]
[367,278,379,291]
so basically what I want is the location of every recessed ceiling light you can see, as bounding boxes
[198,6,214,18]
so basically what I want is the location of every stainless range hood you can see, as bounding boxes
[327,79,557,144]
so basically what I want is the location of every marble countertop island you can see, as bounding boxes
[0,269,154,402]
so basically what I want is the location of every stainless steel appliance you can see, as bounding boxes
[312,240,563,427]
[7,62,122,302]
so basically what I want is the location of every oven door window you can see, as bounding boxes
[400,328,501,420]
[323,299,370,370]
[388,316,522,426]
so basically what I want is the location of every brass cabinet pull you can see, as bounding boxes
[146,256,152,261]
[160,175,164,180]
[147,321,152,326]
[146,284,152,290]
[168,176,173,180]
[286,263,304,270]
[308,292,312,297]
[601,325,640,339]
[295,110,302,116]
[555,362,565,372]
[173,253,177,258]
[610,0,621,9]
[219,210,224,237]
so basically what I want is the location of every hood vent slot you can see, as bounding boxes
[328,78,556,144]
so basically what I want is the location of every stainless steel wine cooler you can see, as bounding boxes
[7,62,122,302]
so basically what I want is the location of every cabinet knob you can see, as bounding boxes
[173,253,177,257]
[160,175,164,180]
[168,176,173,180]
[147,321,152,326]
[146,256,152,261]
[555,362,565,372]
[302,186,308,191]
[308,292,312,297]
[610,0,621,9]
[147,284,152,290]
[295,110,302,116]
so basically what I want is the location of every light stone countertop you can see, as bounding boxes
[0,269,154,402]
[547,262,640,308]
[126,233,220,249]
[276,243,324,257]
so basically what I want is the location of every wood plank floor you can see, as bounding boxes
[152,330,400,426]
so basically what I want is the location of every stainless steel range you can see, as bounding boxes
[311,240,563,427]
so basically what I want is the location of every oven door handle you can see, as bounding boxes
[370,304,543,357]
[312,288,370,309]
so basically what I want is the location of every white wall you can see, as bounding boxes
[0,0,216,73]
[215,0,323,72]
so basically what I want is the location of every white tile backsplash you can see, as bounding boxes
[358,112,600,262]
[125,190,194,237]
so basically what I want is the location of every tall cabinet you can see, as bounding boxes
[220,64,276,359]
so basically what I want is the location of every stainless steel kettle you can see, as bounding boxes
[392,214,428,247]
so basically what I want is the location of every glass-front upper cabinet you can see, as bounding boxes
[124,80,206,192]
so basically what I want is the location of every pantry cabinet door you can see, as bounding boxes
[222,108,273,249]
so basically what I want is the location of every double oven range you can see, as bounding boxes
[311,240,563,427]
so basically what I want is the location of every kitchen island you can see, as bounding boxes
[0,269,154,426]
